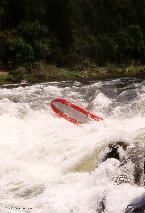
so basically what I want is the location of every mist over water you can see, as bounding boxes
[0,78,145,213]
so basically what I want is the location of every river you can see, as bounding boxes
[0,78,145,213]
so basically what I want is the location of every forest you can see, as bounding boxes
[0,0,145,69]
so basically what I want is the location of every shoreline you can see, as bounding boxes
[0,64,145,85]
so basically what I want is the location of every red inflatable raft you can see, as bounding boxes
[51,98,103,124]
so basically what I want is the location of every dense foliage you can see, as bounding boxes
[0,0,145,67]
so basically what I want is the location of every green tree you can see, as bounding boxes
[1,0,145,66]
[7,37,34,64]
[0,0,7,30]
[6,21,50,64]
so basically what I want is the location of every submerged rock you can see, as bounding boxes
[125,192,145,213]
[97,141,145,212]
[99,141,144,186]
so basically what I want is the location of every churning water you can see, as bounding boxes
[0,78,145,213]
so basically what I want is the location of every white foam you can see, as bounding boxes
[0,81,144,213]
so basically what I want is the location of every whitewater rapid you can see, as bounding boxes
[0,79,145,213]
